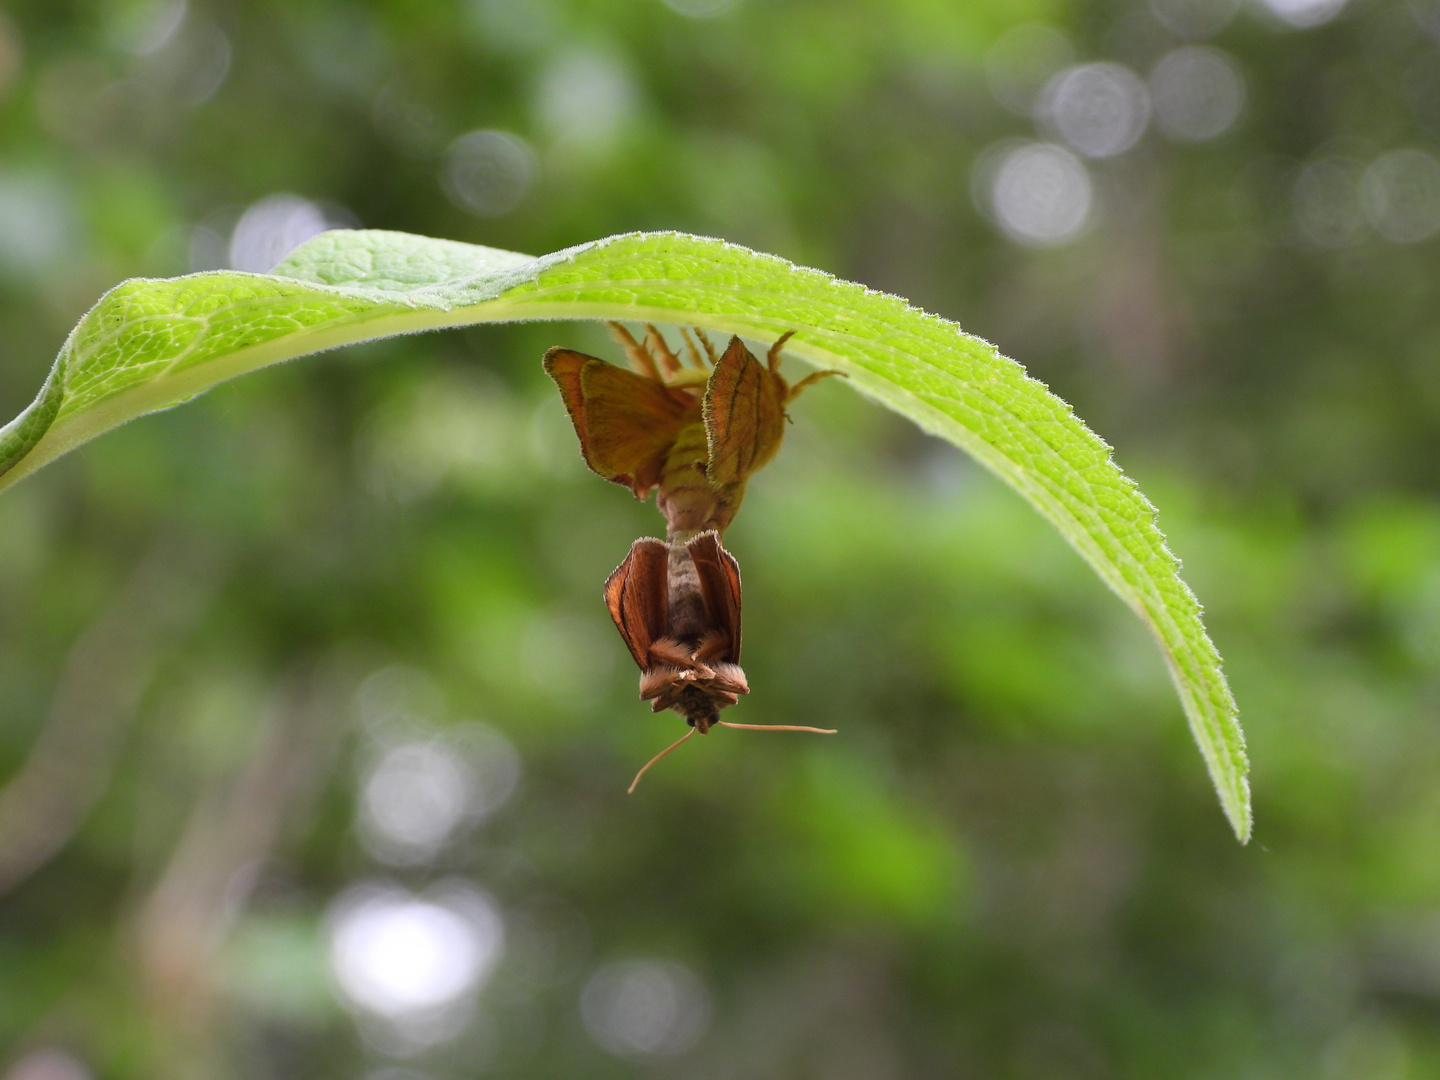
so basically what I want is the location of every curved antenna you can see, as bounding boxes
[717,722,838,734]
[628,722,838,793]
[627,728,697,794]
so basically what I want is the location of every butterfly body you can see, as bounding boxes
[655,416,742,541]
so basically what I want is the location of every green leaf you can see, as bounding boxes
[0,229,1250,840]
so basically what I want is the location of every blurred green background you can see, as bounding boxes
[1,0,1438,1077]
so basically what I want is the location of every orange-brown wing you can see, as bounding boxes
[603,538,671,669]
[687,531,742,663]
[702,336,789,489]
[543,348,693,498]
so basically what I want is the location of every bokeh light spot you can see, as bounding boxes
[533,48,638,155]
[359,744,472,862]
[0,171,73,278]
[1149,47,1245,142]
[148,20,230,108]
[358,727,520,866]
[328,883,503,1018]
[105,0,187,56]
[580,960,710,1058]
[1040,63,1150,159]
[1148,0,1240,39]
[467,0,561,53]
[440,129,536,217]
[984,24,1075,117]
[372,81,444,158]
[1259,0,1349,28]
[354,666,446,734]
[981,142,1093,247]
[1292,158,1367,248]
[228,193,344,273]
[1361,148,1440,244]
[1,1049,92,1080]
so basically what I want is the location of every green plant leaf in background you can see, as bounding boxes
[0,230,1251,840]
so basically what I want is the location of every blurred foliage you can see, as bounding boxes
[1,0,1439,1078]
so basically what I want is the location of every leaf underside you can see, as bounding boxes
[0,230,1250,840]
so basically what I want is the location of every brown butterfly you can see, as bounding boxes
[544,324,841,788]
[605,531,746,731]
[544,323,838,538]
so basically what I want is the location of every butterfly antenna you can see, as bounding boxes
[628,728,697,794]
[717,722,838,735]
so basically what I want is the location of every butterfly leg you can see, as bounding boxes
[680,327,717,370]
[644,324,686,376]
[786,368,847,402]
[606,321,667,381]
[765,330,797,372]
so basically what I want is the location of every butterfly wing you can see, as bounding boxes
[544,348,694,498]
[702,336,789,489]
[687,531,742,663]
[603,538,671,670]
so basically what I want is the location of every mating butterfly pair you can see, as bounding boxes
[544,324,839,788]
